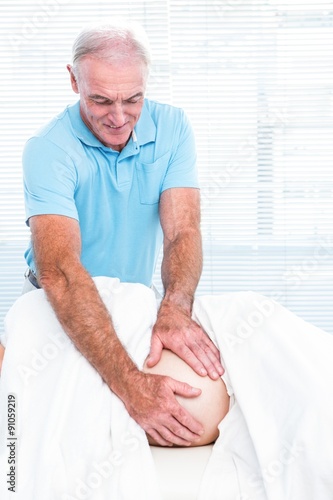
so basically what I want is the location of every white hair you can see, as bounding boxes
[71,18,151,77]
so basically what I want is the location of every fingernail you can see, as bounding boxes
[212,371,219,379]
[200,368,207,376]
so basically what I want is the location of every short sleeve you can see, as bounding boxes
[161,110,199,192]
[23,136,79,224]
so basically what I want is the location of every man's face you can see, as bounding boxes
[68,55,147,151]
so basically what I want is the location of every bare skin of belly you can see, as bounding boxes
[143,349,230,447]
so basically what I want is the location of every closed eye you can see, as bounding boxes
[91,98,113,105]
[126,98,141,104]
[88,93,144,105]
[125,93,144,104]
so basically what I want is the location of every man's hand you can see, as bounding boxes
[123,370,204,447]
[145,301,224,380]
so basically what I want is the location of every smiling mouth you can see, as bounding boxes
[105,123,127,130]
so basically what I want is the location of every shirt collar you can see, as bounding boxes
[134,99,156,146]
[68,101,103,148]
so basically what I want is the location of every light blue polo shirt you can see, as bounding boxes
[23,99,199,286]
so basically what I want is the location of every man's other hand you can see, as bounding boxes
[124,370,204,447]
[145,301,224,380]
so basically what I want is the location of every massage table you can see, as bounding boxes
[151,444,213,500]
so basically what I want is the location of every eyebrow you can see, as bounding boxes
[88,92,144,102]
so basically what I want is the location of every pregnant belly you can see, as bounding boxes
[143,349,230,447]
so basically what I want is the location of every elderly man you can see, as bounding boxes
[0,20,223,446]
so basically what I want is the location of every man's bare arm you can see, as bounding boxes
[146,188,224,379]
[161,187,203,310]
[29,214,204,446]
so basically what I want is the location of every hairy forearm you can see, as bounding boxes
[39,266,138,399]
[152,190,223,381]
[161,228,202,313]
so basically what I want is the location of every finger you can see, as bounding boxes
[167,382,205,437]
[164,325,223,378]
[146,334,163,368]
[168,377,202,399]
[192,323,223,364]
[146,412,202,447]
[146,428,173,447]
[152,427,192,447]
[190,342,224,380]
[159,418,202,446]
[200,330,221,359]
[201,343,224,376]
[187,324,224,378]
[173,344,210,377]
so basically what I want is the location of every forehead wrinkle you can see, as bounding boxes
[78,54,148,84]
[78,58,147,102]
[81,70,145,99]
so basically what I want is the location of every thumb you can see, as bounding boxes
[170,378,202,399]
[146,335,163,367]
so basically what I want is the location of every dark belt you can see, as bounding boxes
[26,269,41,289]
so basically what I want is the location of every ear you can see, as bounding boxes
[66,64,79,94]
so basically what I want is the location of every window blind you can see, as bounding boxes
[0,0,332,337]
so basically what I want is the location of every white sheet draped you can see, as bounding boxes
[0,277,332,499]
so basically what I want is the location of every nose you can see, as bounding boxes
[107,102,126,127]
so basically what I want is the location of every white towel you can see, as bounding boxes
[0,278,332,499]
[194,292,333,500]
